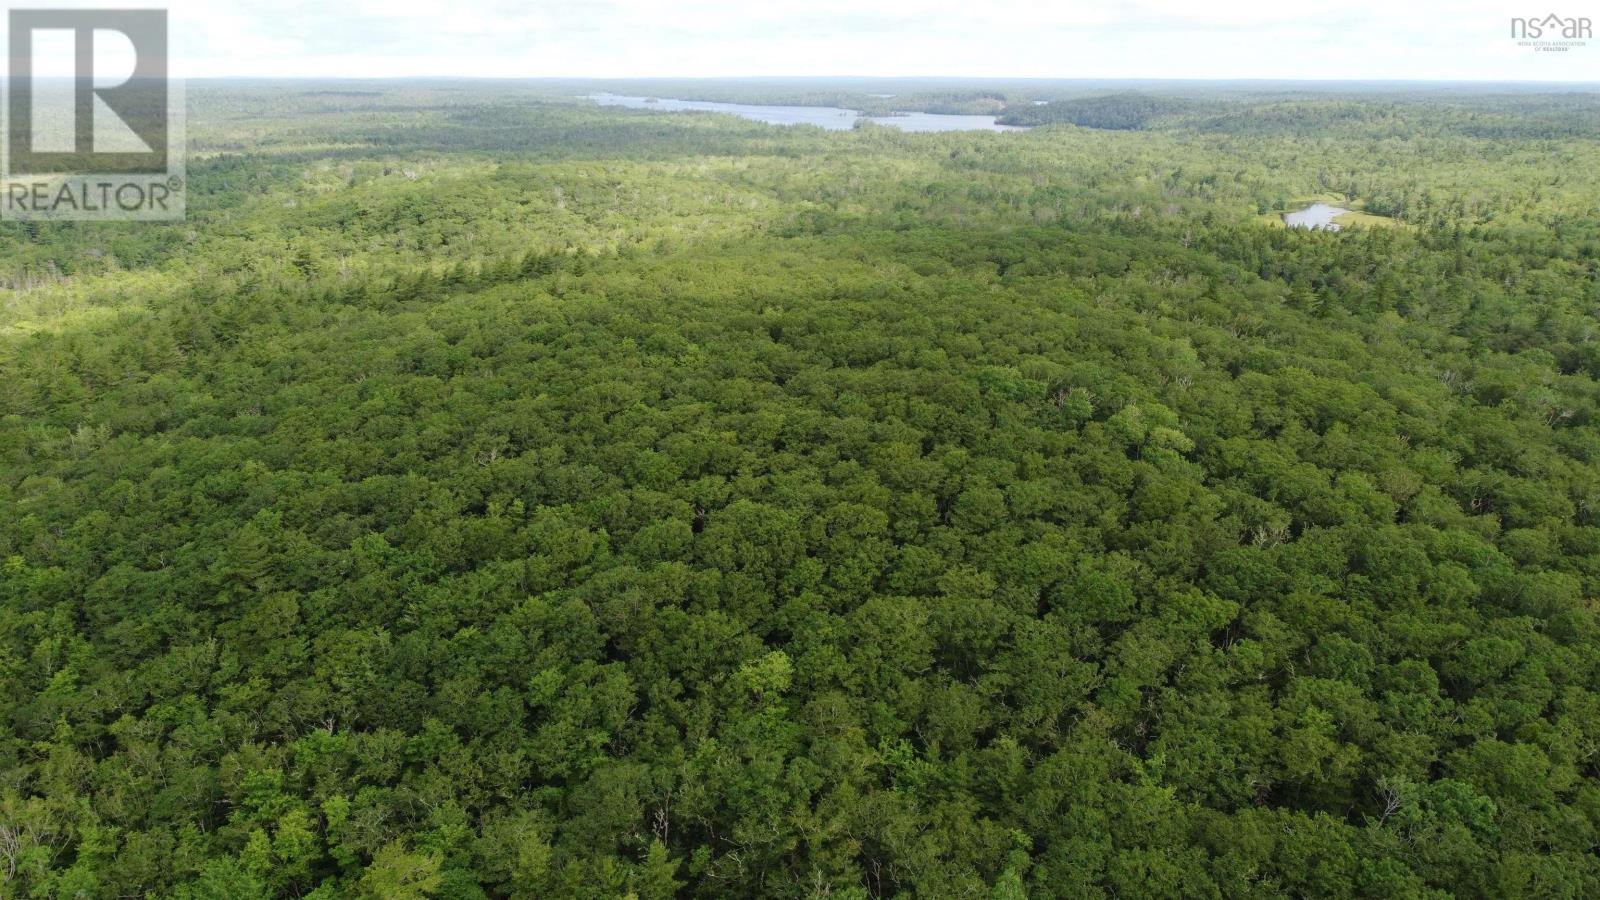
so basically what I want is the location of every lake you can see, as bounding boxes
[590,94,1026,133]
[871,112,1029,133]
[1283,203,1349,231]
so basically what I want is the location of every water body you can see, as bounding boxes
[871,112,1029,133]
[591,93,1026,133]
[592,94,858,128]
[1283,203,1349,231]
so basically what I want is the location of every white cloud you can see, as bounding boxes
[22,0,1599,80]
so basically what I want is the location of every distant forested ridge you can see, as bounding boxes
[995,93,1202,129]
[1,82,1600,898]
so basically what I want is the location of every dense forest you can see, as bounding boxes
[3,82,1600,898]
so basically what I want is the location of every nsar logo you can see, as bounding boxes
[1510,13,1593,52]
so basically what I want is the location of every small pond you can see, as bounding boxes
[1283,203,1348,231]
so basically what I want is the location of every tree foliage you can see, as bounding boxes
[2,83,1600,897]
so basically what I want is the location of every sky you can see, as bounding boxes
[14,0,1600,81]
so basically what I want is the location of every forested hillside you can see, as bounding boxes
[3,84,1600,898]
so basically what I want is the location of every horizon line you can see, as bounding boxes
[166,75,1600,86]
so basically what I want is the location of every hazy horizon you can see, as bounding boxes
[11,0,1596,82]
[173,76,1600,86]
